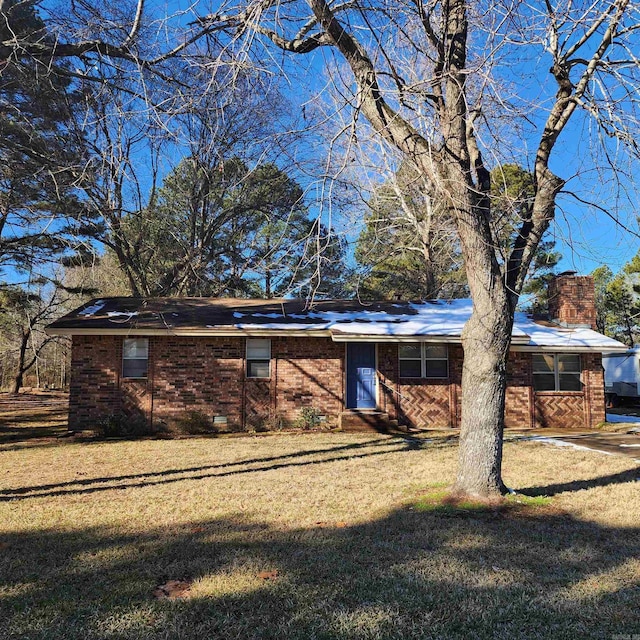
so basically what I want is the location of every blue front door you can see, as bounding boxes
[346,343,377,409]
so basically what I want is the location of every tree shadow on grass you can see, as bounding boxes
[0,435,445,502]
[2,433,635,505]
[520,467,640,497]
[0,502,638,640]
[0,423,69,446]
[0,407,68,441]
[0,393,69,446]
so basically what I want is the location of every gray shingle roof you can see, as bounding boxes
[46,296,628,352]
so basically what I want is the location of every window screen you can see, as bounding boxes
[399,343,448,378]
[123,338,149,378]
[533,353,581,391]
[247,339,271,378]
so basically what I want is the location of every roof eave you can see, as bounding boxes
[328,334,461,343]
[512,344,629,353]
[46,327,621,352]
[45,327,334,338]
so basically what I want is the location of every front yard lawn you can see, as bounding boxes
[0,432,638,639]
[0,392,68,445]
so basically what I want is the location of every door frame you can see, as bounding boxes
[345,342,378,410]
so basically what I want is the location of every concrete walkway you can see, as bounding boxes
[510,430,640,461]
[549,432,640,459]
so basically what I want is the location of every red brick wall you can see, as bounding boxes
[244,379,271,427]
[68,335,605,431]
[505,352,534,429]
[378,343,454,428]
[583,352,606,428]
[532,352,605,429]
[548,275,597,329]
[68,335,344,430]
[534,393,585,429]
[377,345,603,430]
[450,345,463,428]
[272,337,344,424]
[152,337,245,428]
[69,335,122,430]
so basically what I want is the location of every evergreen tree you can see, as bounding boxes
[355,162,465,300]
[592,257,640,346]
[355,163,560,302]
[113,157,348,297]
[592,265,614,335]
[0,0,87,276]
[604,275,638,346]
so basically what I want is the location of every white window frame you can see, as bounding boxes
[532,353,582,391]
[399,343,448,379]
[122,338,149,379]
[246,338,271,379]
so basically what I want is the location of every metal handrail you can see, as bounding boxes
[377,376,412,402]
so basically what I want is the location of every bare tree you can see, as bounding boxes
[195,0,640,497]
[4,0,640,496]
[355,159,465,299]
[0,284,67,394]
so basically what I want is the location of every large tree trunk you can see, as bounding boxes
[303,0,559,498]
[432,0,513,497]
[455,292,513,496]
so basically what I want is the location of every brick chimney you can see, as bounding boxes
[547,272,597,330]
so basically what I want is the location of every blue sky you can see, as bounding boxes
[274,5,640,280]
[5,0,639,290]
[540,112,640,275]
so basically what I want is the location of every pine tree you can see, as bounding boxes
[0,0,87,276]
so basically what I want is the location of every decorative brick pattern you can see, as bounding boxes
[244,379,271,426]
[534,394,586,429]
[378,343,453,428]
[121,380,151,424]
[396,383,451,428]
[548,275,597,329]
[68,335,606,432]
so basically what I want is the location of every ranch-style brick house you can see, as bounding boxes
[47,273,627,432]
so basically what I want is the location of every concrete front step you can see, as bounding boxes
[338,410,401,433]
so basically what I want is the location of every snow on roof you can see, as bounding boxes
[234,299,626,350]
[513,312,627,351]
[78,300,106,316]
[48,297,629,351]
[235,299,516,336]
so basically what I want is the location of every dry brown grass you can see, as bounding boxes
[0,392,68,445]
[0,427,638,639]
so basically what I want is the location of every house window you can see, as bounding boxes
[532,353,581,391]
[122,338,148,378]
[399,343,448,378]
[247,339,271,378]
